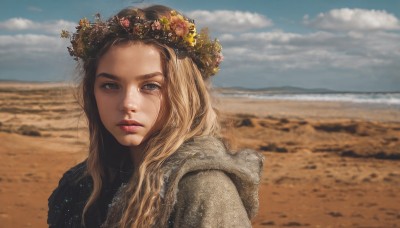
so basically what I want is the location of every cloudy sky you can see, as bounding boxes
[1,0,400,92]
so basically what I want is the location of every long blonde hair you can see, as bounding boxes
[78,5,220,227]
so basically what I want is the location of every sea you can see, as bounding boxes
[217,88,400,107]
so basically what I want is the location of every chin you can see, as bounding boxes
[115,135,144,147]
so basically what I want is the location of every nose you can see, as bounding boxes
[119,86,140,113]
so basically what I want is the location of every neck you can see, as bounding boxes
[129,144,145,169]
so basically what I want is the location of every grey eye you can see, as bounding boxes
[143,83,160,90]
[101,83,119,90]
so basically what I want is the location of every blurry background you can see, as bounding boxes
[1,1,399,227]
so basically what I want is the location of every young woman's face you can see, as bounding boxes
[94,43,166,148]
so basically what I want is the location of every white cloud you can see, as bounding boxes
[215,28,400,91]
[0,18,34,30]
[0,34,67,58]
[304,8,400,31]
[42,20,76,34]
[0,33,73,81]
[219,30,400,71]
[0,18,75,35]
[187,10,272,33]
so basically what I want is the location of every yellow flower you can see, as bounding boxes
[159,17,170,30]
[184,24,197,46]
[79,18,90,29]
[212,67,219,75]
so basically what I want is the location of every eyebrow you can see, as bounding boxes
[96,72,164,81]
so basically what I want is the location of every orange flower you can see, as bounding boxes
[78,18,90,29]
[169,14,190,37]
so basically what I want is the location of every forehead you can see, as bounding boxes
[96,42,163,78]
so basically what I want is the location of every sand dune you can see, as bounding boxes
[0,83,399,227]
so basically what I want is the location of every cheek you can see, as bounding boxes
[94,91,113,121]
[94,90,103,110]
[144,96,163,120]
[155,97,168,123]
[149,98,161,117]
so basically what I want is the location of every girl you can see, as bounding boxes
[48,5,264,228]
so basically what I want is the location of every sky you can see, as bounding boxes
[1,0,400,92]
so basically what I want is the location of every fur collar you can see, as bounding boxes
[103,136,264,227]
[159,136,264,222]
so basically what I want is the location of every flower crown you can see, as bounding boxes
[61,11,223,79]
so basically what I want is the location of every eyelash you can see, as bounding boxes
[142,83,161,91]
[100,82,120,90]
[99,82,161,91]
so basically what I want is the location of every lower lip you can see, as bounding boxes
[119,125,141,133]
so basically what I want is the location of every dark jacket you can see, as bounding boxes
[48,153,133,227]
[48,136,264,227]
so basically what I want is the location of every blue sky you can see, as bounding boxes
[1,0,400,92]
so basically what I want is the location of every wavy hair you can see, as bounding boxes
[77,5,220,227]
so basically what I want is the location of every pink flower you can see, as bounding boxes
[119,17,130,28]
[170,15,189,37]
[151,20,161,30]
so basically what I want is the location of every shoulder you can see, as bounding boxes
[57,161,88,185]
[160,136,264,226]
[49,161,89,199]
[177,170,245,210]
[172,170,252,228]
[47,161,91,227]
[179,170,236,196]
[164,136,264,213]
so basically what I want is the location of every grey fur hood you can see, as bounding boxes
[103,136,264,227]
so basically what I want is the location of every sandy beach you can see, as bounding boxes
[0,82,399,227]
